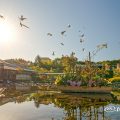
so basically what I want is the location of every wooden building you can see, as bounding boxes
[0,60,35,82]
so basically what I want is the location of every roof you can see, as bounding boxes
[0,59,35,72]
[41,57,51,60]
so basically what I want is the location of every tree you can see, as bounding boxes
[61,53,77,74]
[34,55,42,67]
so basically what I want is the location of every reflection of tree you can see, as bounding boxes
[34,101,40,108]
[52,94,110,120]
[0,90,119,120]
[15,96,27,103]
[29,92,53,108]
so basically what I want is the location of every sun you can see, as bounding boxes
[0,21,14,43]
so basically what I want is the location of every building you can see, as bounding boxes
[40,57,51,64]
[0,59,36,82]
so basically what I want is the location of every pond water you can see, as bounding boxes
[0,87,120,120]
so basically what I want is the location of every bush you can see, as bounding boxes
[105,70,114,79]
[55,75,70,85]
[55,74,78,85]
[55,76,64,85]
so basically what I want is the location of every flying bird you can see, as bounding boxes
[47,33,52,36]
[81,34,84,37]
[82,48,85,51]
[52,51,55,56]
[60,43,64,46]
[97,44,101,48]
[97,43,107,49]
[67,24,71,28]
[61,31,66,35]
[19,15,27,21]
[80,38,84,43]
[0,15,5,19]
[20,22,29,28]
[102,43,107,48]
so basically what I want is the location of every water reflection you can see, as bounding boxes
[0,85,120,120]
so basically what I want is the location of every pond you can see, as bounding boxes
[0,86,120,120]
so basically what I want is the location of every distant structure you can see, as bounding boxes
[0,59,36,82]
[103,63,120,70]
[40,57,51,63]
[117,63,120,70]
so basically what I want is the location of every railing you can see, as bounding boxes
[38,73,65,75]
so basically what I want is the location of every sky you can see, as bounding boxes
[0,0,120,62]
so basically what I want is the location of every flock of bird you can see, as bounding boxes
[19,15,29,28]
[0,14,29,28]
[0,14,110,59]
[0,15,5,19]
[47,24,87,56]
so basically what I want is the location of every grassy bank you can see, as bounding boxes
[38,85,112,94]
[53,86,112,93]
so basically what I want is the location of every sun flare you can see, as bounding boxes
[0,21,14,43]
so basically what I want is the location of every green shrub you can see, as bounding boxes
[55,75,69,85]
[55,76,64,85]
[55,74,78,85]
[105,70,114,79]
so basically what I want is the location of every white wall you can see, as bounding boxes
[16,74,32,80]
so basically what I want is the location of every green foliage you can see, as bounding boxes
[109,77,120,83]
[61,53,77,73]
[55,74,71,85]
[93,75,100,81]
[114,69,120,77]
[55,74,87,86]
[97,59,120,66]
[104,70,113,79]
[55,76,65,85]
[33,56,64,73]
[9,55,119,87]
[99,79,108,86]
[34,55,43,67]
